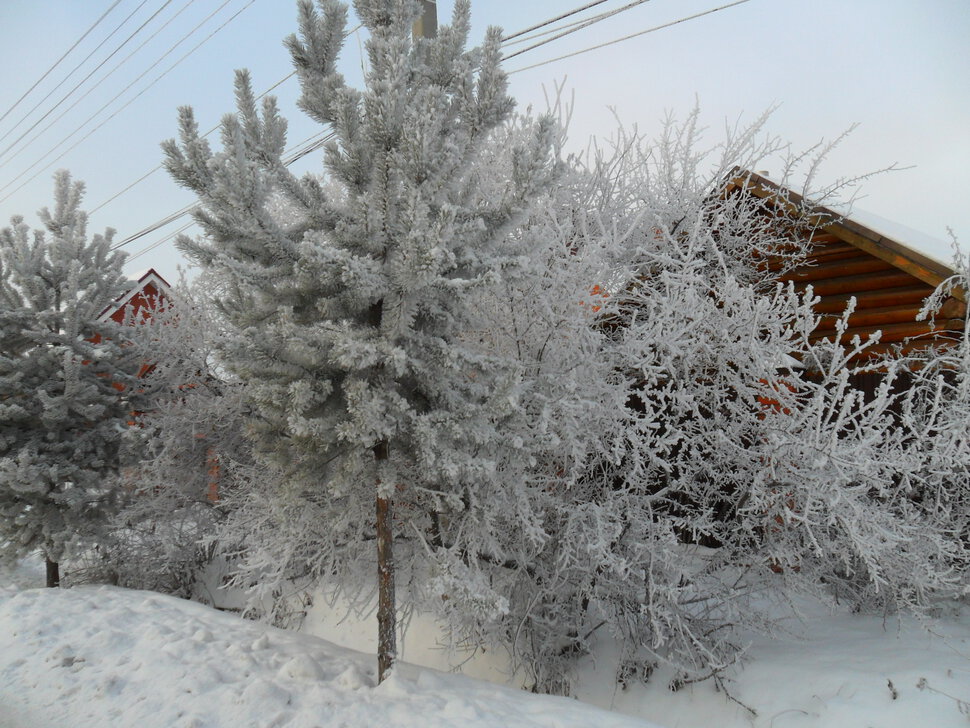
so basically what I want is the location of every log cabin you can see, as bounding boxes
[723,170,966,365]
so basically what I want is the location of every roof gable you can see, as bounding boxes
[98,268,172,324]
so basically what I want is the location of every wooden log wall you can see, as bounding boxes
[726,171,966,363]
[774,234,965,355]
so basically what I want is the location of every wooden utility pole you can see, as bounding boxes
[375,0,440,687]
[413,1,437,40]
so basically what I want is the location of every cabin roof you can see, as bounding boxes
[724,170,966,360]
[727,170,959,295]
[98,268,172,323]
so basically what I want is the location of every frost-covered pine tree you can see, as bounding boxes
[163,0,557,679]
[0,171,136,587]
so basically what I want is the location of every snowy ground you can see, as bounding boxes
[578,601,970,727]
[0,560,655,728]
[1,557,968,728]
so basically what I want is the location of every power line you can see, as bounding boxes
[1,0,201,171]
[125,126,338,258]
[501,0,612,43]
[509,0,753,75]
[0,0,172,163]
[115,203,198,250]
[113,128,336,253]
[126,220,196,263]
[0,0,125,127]
[0,0,259,206]
[0,0,234,195]
[502,0,654,62]
[501,12,607,49]
[0,0,150,148]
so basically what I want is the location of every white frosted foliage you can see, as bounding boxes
[162,0,558,675]
[0,171,135,569]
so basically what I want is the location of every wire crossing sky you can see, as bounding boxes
[0,0,967,276]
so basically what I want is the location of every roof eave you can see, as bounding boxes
[725,168,963,301]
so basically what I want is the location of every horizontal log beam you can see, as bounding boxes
[847,341,959,366]
[805,232,843,244]
[807,243,865,261]
[814,303,927,331]
[797,269,917,297]
[761,249,863,273]
[812,285,934,314]
[937,296,968,319]
[782,256,893,283]
[810,318,964,345]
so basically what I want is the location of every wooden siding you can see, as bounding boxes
[725,171,966,362]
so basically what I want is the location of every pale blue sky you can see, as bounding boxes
[0,0,967,276]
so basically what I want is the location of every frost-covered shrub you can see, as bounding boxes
[438,114,969,692]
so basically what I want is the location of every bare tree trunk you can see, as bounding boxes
[374,438,396,683]
[45,556,60,588]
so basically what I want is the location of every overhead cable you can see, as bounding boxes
[509,0,752,75]
[111,128,336,251]
[1,0,201,170]
[0,0,258,205]
[501,0,612,43]
[503,0,654,62]
[126,220,196,262]
[0,0,173,163]
[501,13,607,49]
[0,0,234,193]
[0,0,151,148]
[0,0,125,127]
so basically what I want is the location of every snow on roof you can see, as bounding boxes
[832,205,958,271]
[98,268,172,323]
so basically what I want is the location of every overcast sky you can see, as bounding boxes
[0,0,967,277]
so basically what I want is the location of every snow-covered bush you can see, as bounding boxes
[899,241,970,594]
[482,115,970,692]
[71,273,249,597]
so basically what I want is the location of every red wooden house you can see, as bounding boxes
[98,268,172,327]
[93,268,172,387]
[97,269,221,502]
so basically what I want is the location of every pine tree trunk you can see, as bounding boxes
[45,557,60,588]
[374,438,396,683]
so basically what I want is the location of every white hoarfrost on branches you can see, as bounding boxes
[0,171,138,585]
[428,111,969,693]
[163,0,559,679]
[156,0,968,697]
[74,273,251,598]
[504,113,970,691]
